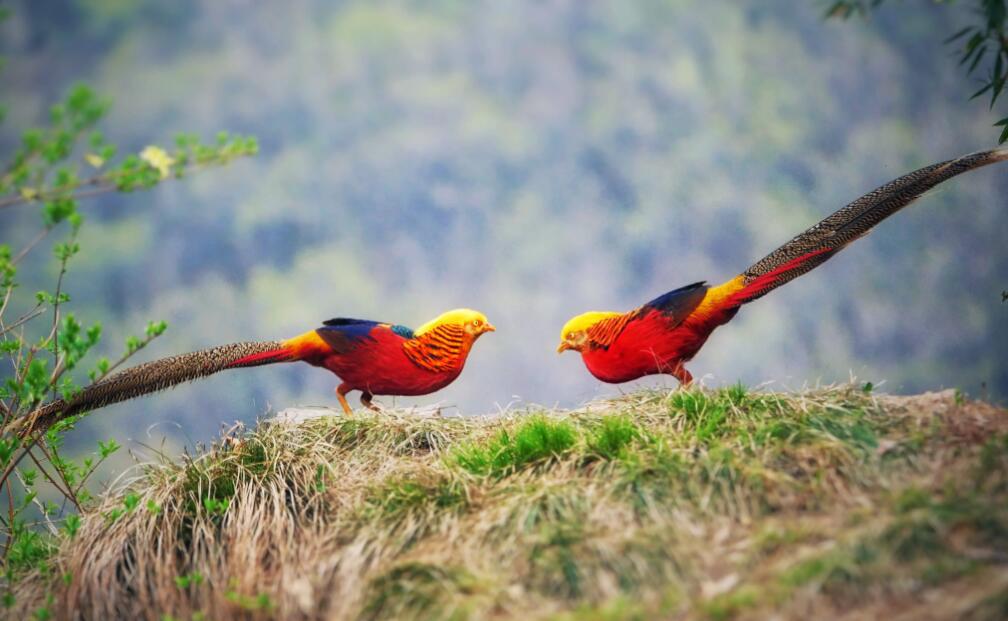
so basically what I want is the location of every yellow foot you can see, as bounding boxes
[335,383,353,416]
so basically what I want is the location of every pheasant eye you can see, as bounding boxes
[472,319,481,327]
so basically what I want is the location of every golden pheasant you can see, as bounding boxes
[25,308,494,434]
[557,148,1008,385]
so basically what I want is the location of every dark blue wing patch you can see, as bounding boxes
[641,281,709,319]
[317,318,382,353]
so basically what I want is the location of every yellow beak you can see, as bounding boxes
[483,323,496,333]
[556,342,570,354]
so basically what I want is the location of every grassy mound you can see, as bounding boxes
[9,385,1008,620]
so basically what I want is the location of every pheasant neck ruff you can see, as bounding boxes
[402,323,469,373]
[586,312,634,349]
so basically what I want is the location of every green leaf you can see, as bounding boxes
[62,514,81,538]
[43,197,78,227]
[56,313,101,373]
[202,497,229,514]
[145,320,168,338]
[20,491,36,510]
[98,438,120,459]
[18,358,50,404]
[88,356,110,382]
[88,130,104,149]
[123,493,140,512]
[35,290,70,305]
[174,571,203,590]
[970,82,993,100]
[52,240,80,262]
[49,104,64,126]
[21,128,42,152]
[943,26,974,44]
[0,437,20,467]
[991,53,1005,108]
[960,32,985,66]
[125,335,142,353]
[967,45,988,74]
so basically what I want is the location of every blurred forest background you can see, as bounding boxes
[1,0,1006,457]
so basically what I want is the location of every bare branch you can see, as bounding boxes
[11,227,53,265]
[0,305,45,339]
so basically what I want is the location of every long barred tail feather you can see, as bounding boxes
[19,341,293,436]
[732,147,1008,304]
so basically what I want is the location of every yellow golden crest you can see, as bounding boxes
[414,308,492,336]
[559,311,622,341]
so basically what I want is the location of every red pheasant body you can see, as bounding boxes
[312,327,465,396]
[238,314,489,402]
[580,307,733,384]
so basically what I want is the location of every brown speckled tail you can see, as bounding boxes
[22,341,290,436]
[738,148,1008,302]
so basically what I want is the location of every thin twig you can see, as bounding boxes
[0,433,44,498]
[32,440,81,510]
[0,431,45,561]
[15,471,59,535]
[48,249,70,396]
[0,498,9,530]
[3,482,13,559]
[11,227,53,265]
[0,305,45,339]
[0,173,110,210]
[0,283,14,319]
[24,446,80,513]
[73,455,109,497]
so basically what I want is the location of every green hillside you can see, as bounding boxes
[8,385,1008,620]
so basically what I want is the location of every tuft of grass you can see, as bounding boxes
[585,415,644,460]
[667,390,731,442]
[750,524,821,558]
[777,543,877,595]
[528,523,587,599]
[361,475,469,525]
[361,562,482,621]
[700,585,760,621]
[452,415,577,478]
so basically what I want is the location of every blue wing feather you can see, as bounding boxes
[640,281,708,318]
[317,318,382,353]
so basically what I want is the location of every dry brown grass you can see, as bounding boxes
[8,385,1008,620]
